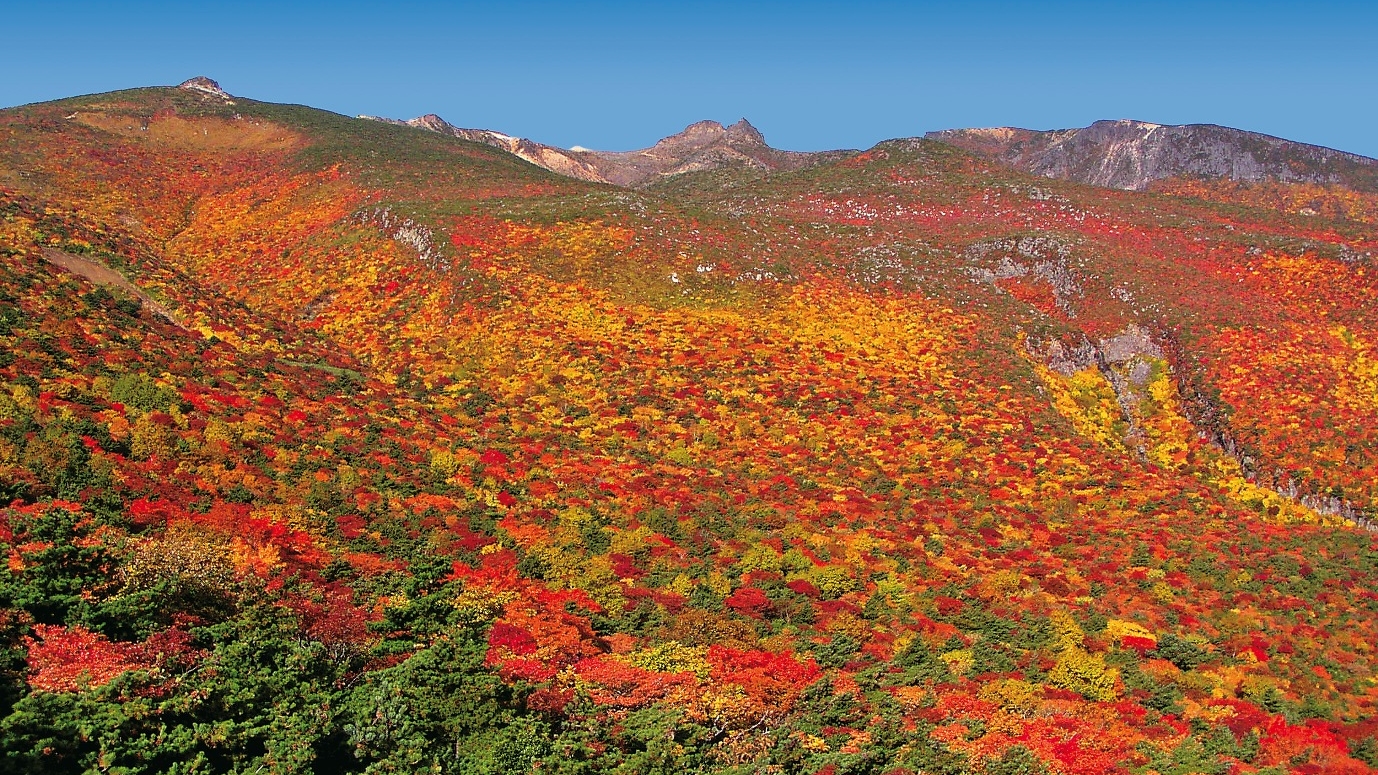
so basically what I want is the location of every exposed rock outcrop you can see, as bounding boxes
[928,120,1378,192]
[177,76,234,103]
[1030,325,1374,530]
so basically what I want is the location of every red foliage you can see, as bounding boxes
[934,596,965,616]
[708,646,821,712]
[26,625,146,692]
[573,655,696,708]
[723,586,772,618]
[1257,717,1373,773]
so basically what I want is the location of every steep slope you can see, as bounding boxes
[928,119,1378,191]
[2,82,1378,775]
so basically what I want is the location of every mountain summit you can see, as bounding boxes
[177,75,233,102]
[574,118,822,187]
[928,119,1378,191]
[360,114,850,187]
[644,118,767,150]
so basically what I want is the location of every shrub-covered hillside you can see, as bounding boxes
[0,84,1375,774]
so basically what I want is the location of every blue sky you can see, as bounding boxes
[5,1,1377,156]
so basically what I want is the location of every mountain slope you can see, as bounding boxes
[928,119,1378,191]
[1,80,1377,774]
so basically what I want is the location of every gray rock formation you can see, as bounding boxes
[927,120,1378,191]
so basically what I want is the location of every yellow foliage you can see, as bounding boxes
[609,526,655,556]
[705,571,733,597]
[792,732,830,753]
[624,641,711,678]
[977,568,1023,598]
[940,649,974,676]
[978,678,1041,716]
[807,564,857,599]
[1240,674,1285,705]
[578,556,626,615]
[697,684,764,731]
[666,573,695,597]
[121,525,235,595]
[1050,608,1085,650]
[453,586,518,625]
[1037,364,1127,450]
[4,385,34,417]
[130,414,175,460]
[203,418,235,447]
[1104,619,1155,644]
[1048,648,1119,702]
[737,543,783,575]
[825,612,870,639]
[429,449,461,478]
[557,506,595,534]
[1149,582,1176,604]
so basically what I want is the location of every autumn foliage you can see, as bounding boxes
[0,85,1374,773]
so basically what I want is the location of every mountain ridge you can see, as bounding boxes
[357,112,609,182]
[170,76,1378,194]
[358,112,854,187]
[927,119,1378,192]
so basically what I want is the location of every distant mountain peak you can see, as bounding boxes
[927,120,1378,191]
[676,119,729,134]
[177,76,233,102]
[726,118,765,144]
[652,119,767,151]
[359,113,851,188]
[1098,118,1164,130]
[407,114,455,133]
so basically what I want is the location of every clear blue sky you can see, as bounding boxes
[5,1,1377,156]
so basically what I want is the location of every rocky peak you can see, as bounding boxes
[177,76,233,102]
[673,120,729,137]
[406,114,459,133]
[650,120,731,152]
[651,119,767,152]
[725,118,766,146]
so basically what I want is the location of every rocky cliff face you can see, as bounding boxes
[359,115,848,188]
[928,120,1378,191]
